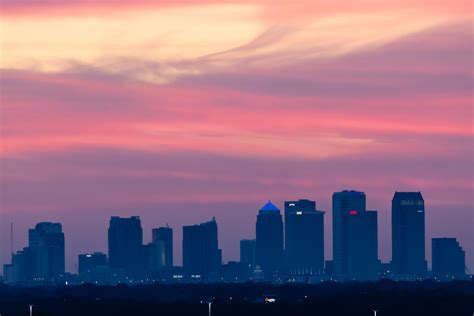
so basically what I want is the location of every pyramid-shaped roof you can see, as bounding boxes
[259,200,280,212]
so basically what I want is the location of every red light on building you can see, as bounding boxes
[349,210,358,215]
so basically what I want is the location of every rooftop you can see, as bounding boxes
[259,200,280,212]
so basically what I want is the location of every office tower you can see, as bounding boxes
[284,199,325,275]
[240,239,256,267]
[28,222,65,281]
[432,238,466,280]
[78,252,107,275]
[332,190,378,281]
[152,226,173,268]
[391,192,427,278]
[108,216,143,277]
[182,218,221,281]
[256,200,284,281]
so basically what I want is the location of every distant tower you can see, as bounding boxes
[256,201,284,281]
[432,238,465,280]
[108,216,143,277]
[182,218,221,281]
[285,199,325,275]
[240,239,256,267]
[391,192,427,278]
[152,226,173,268]
[28,222,65,281]
[332,190,378,281]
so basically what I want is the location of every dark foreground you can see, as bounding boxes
[1,280,473,316]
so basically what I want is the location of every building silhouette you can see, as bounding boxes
[332,191,378,280]
[78,252,107,275]
[240,239,256,267]
[391,192,427,278]
[284,199,324,276]
[29,222,65,281]
[108,216,143,277]
[3,247,36,284]
[256,201,284,281]
[182,218,221,281]
[240,239,256,281]
[432,238,465,280]
[152,226,173,268]
[143,242,165,273]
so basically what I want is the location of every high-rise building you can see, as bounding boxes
[332,190,378,281]
[391,192,427,278]
[108,216,143,277]
[432,238,465,280]
[284,199,324,275]
[152,226,173,268]
[256,201,284,281]
[28,222,65,281]
[240,239,256,267]
[78,252,107,275]
[182,218,221,281]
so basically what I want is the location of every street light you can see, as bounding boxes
[208,302,212,316]
[373,310,378,316]
[28,305,34,316]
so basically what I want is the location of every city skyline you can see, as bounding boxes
[1,0,473,278]
[2,190,471,278]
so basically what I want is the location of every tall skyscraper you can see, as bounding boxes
[256,200,284,281]
[432,238,465,280]
[182,218,221,281]
[108,216,143,277]
[240,239,256,267]
[391,192,427,278]
[332,190,378,281]
[152,226,173,268]
[284,199,324,275]
[28,222,65,281]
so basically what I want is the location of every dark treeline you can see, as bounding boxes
[1,280,473,316]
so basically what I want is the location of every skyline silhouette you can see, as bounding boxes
[2,190,470,284]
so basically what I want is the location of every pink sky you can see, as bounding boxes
[0,0,473,272]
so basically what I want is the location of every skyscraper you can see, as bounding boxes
[391,192,427,278]
[182,218,221,281]
[284,199,324,275]
[256,201,284,281]
[152,226,173,268]
[108,216,143,277]
[28,222,65,281]
[332,191,378,281]
[432,238,465,280]
[240,239,256,267]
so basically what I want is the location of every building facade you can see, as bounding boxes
[432,238,465,280]
[28,222,65,282]
[182,218,221,281]
[108,216,143,277]
[284,199,325,276]
[332,191,378,281]
[391,192,427,278]
[152,226,173,268]
[256,201,284,281]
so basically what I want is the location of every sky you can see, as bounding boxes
[0,0,473,273]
